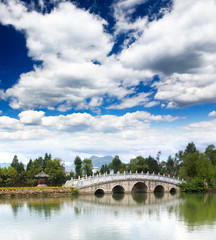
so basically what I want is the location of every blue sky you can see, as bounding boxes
[0,0,216,164]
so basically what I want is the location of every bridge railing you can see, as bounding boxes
[65,172,184,188]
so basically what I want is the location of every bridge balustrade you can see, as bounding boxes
[65,172,184,188]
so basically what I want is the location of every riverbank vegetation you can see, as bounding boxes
[1,142,216,192]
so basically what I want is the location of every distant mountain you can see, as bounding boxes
[0,162,10,168]
[89,155,113,169]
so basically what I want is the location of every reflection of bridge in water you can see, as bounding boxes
[65,172,184,194]
[73,192,183,217]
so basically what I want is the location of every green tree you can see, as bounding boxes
[6,166,19,186]
[11,155,19,170]
[45,158,66,185]
[100,164,110,174]
[0,167,8,186]
[26,159,33,171]
[178,151,214,181]
[129,156,148,173]
[165,155,181,176]
[82,159,93,176]
[146,156,159,173]
[74,156,82,178]
[10,155,25,185]
[25,159,43,186]
[43,153,52,169]
[205,144,216,165]
[108,155,122,173]
[184,142,197,155]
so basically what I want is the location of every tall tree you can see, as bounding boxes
[74,156,82,178]
[146,156,159,173]
[43,153,52,169]
[6,166,19,186]
[129,156,148,173]
[184,142,197,155]
[45,158,66,185]
[108,155,122,173]
[11,155,19,170]
[100,164,110,174]
[82,159,93,176]
[205,144,216,165]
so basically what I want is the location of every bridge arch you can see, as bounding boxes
[170,187,176,194]
[154,185,164,193]
[95,188,105,195]
[132,182,148,193]
[112,184,125,194]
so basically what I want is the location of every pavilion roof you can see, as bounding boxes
[34,171,50,178]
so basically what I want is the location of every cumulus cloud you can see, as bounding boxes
[0,0,153,111]
[0,110,184,162]
[0,109,215,163]
[208,111,216,117]
[18,110,45,124]
[119,0,216,107]
[0,116,20,130]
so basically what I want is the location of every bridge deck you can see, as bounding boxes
[65,172,184,189]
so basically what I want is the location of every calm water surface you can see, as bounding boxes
[0,193,216,240]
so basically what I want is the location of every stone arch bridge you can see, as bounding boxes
[65,172,184,194]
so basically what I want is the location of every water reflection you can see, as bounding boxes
[179,193,216,229]
[78,192,179,207]
[0,197,72,218]
[112,193,125,201]
[0,192,216,229]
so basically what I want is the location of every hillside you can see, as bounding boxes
[89,155,113,169]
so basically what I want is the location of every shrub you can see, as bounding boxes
[179,178,207,192]
[72,188,79,195]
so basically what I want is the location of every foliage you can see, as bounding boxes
[205,144,216,165]
[179,178,207,192]
[184,142,197,155]
[74,156,82,178]
[108,155,122,173]
[178,151,214,181]
[45,158,66,185]
[72,188,79,195]
[100,164,110,174]
[1,142,216,191]
[128,155,159,174]
[82,159,93,176]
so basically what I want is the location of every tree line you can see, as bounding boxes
[74,142,216,191]
[0,153,67,187]
[1,142,216,190]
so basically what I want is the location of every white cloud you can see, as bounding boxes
[113,0,148,35]
[106,92,151,109]
[119,0,216,107]
[144,101,159,108]
[0,116,20,130]
[0,0,153,111]
[0,110,184,163]
[208,111,216,117]
[18,110,45,124]
[0,110,215,164]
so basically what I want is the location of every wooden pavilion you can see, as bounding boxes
[35,171,50,187]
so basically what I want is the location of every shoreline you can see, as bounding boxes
[0,187,75,198]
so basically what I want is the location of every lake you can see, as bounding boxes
[0,192,216,240]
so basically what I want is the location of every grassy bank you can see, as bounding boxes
[0,186,78,197]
